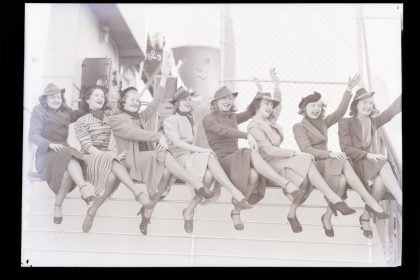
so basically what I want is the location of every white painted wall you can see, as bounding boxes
[42,4,119,108]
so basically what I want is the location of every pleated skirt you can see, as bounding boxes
[83,151,120,197]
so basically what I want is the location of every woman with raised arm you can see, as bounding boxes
[293,74,388,237]
[247,69,356,233]
[29,83,95,225]
[108,50,211,235]
[164,87,252,233]
[338,89,401,239]
[74,85,156,233]
[202,70,307,231]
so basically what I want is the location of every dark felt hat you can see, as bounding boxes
[298,91,322,110]
[252,92,280,108]
[211,86,238,104]
[350,88,375,107]
[169,87,195,105]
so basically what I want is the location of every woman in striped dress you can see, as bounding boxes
[75,85,155,233]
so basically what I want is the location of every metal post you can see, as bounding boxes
[356,6,365,87]
[219,6,226,87]
[360,6,373,92]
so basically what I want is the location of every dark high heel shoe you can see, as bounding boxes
[137,206,151,235]
[231,198,253,210]
[287,215,302,233]
[230,210,244,231]
[328,201,356,216]
[53,204,63,224]
[283,182,306,204]
[321,214,334,237]
[365,204,389,219]
[359,215,373,239]
[194,186,214,199]
[82,207,95,233]
[182,209,194,233]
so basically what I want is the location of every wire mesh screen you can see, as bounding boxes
[223,5,360,151]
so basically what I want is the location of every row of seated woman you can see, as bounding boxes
[28,58,402,240]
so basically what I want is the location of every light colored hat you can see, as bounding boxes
[42,83,65,97]
[252,92,280,108]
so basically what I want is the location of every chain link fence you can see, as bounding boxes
[222,5,361,151]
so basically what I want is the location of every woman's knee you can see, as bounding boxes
[338,174,347,190]
[249,168,259,184]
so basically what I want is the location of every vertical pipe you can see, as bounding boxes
[356,5,365,87]
[360,6,373,92]
[219,5,226,87]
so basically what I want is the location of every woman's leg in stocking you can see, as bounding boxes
[343,160,384,213]
[379,162,402,205]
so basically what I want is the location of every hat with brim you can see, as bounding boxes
[252,92,280,108]
[41,83,65,97]
[211,86,238,105]
[169,87,195,105]
[350,88,375,107]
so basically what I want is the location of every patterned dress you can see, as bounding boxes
[74,111,120,197]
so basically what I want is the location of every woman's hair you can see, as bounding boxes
[247,98,262,117]
[298,102,327,119]
[117,87,138,111]
[80,85,109,112]
[39,91,69,110]
[349,99,376,117]
[210,99,238,114]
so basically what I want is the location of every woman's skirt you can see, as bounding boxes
[352,157,394,200]
[83,151,120,197]
[35,146,86,195]
[267,154,313,200]
[131,150,167,198]
[218,148,266,205]
[174,151,220,204]
[315,158,347,199]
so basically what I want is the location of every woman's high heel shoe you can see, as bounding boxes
[80,183,96,206]
[287,215,302,233]
[283,182,306,204]
[365,204,389,219]
[82,207,95,233]
[194,186,214,199]
[321,214,334,237]
[231,198,253,210]
[53,204,63,224]
[327,201,356,216]
[182,209,194,233]
[230,210,244,231]
[359,215,373,239]
[138,206,151,235]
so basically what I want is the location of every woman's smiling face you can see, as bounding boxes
[178,96,193,113]
[86,88,105,110]
[357,96,375,117]
[257,99,274,119]
[305,99,323,119]
[46,92,62,109]
[123,90,142,112]
[216,95,235,111]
